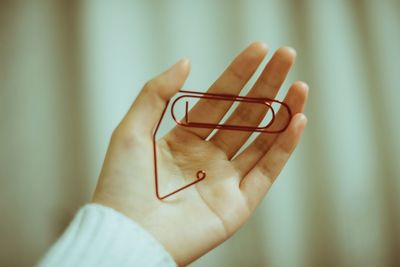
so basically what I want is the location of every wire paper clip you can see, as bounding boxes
[153,90,292,200]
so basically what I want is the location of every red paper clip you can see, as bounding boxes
[153,90,292,200]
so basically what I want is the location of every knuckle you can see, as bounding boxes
[110,126,124,144]
[258,144,290,180]
[253,136,271,153]
[143,78,168,102]
[258,161,275,181]
[276,139,292,156]
[143,80,155,93]
[235,104,254,123]
[227,65,245,81]
[213,136,230,154]
[260,75,279,89]
[110,126,145,148]
[144,78,164,93]
[202,98,223,113]
[110,127,120,141]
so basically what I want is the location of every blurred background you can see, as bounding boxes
[1,0,400,266]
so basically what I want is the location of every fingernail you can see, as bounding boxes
[167,58,190,74]
[296,114,307,130]
[248,41,268,57]
[295,81,309,90]
[285,46,297,57]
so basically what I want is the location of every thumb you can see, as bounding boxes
[120,59,191,136]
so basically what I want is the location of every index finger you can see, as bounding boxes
[170,42,268,139]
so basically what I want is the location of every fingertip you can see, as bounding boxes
[292,81,309,100]
[294,113,308,130]
[275,46,297,63]
[281,46,297,57]
[293,80,309,91]
[247,41,269,58]
[167,58,191,76]
[179,58,191,81]
[251,41,268,51]
[152,58,191,100]
[179,58,191,72]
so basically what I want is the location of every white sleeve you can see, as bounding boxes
[37,204,176,267]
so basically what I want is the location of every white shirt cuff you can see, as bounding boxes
[38,204,176,267]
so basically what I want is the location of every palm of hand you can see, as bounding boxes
[93,43,308,266]
[159,128,250,233]
[95,129,247,264]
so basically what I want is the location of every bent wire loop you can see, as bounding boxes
[153,90,292,200]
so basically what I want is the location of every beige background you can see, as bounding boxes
[1,1,400,266]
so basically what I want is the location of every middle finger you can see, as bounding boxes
[210,47,296,159]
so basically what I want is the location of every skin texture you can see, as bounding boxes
[92,42,309,266]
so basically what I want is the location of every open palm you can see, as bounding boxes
[93,42,308,266]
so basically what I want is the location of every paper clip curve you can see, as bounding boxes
[153,90,292,200]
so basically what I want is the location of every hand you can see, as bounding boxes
[92,42,308,266]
